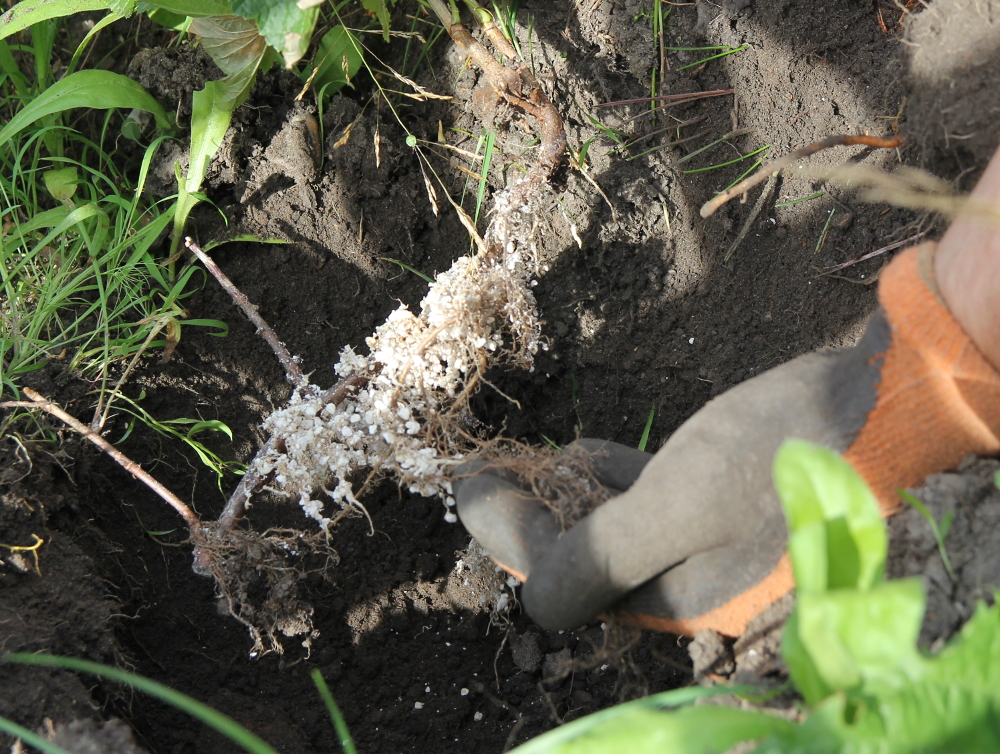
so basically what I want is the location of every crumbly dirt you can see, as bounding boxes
[3,0,1000,752]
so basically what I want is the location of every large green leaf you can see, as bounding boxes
[774,440,886,593]
[925,599,1000,693]
[510,686,793,754]
[516,705,791,754]
[792,581,925,701]
[0,0,110,43]
[171,15,267,258]
[0,69,169,148]
[232,0,318,68]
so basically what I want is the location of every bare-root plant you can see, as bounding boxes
[173,1,570,649]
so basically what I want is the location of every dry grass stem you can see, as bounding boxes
[700,134,904,218]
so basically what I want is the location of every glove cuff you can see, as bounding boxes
[845,243,1000,514]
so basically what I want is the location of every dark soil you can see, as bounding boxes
[4,0,1000,752]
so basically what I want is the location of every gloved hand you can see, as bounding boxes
[453,244,1000,637]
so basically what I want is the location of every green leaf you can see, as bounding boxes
[164,417,235,441]
[0,0,110,43]
[773,440,886,593]
[307,25,363,96]
[926,599,1000,693]
[362,0,392,42]
[793,581,925,698]
[510,685,792,754]
[173,15,266,258]
[232,0,318,68]
[136,0,232,16]
[190,14,267,82]
[202,234,286,252]
[0,70,169,149]
[514,705,792,754]
[43,167,79,203]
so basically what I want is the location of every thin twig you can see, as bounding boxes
[817,231,927,276]
[185,237,308,390]
[596,89,734,107]
[700,134,904,218]
[3,389,202,532]
[724,171,778,261]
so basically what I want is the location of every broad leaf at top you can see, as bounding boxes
[231,0,319,68]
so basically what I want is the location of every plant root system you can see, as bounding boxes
[184,7,567,648]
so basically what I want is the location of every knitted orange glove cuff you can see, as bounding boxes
[845,242,1000,514]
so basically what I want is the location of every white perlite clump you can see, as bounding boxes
[252,179,545,528]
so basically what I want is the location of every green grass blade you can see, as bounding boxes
[0,715,75,754]
[0,70,169,149]
[638,404,655,452]
[311,669,358,754]
[683,144,769,174]
[0,0,110,44]
[814,208,836,254]
[677,45,747,71]
[775,190,825,207]
[4,654,280,754]
[899,490,955,581]
[381,257,433,283]
[475,128,496,225]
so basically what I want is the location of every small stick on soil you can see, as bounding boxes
[595,88,734,108]
[817,231,927,276]
[185,238,308,391]
[700,134,904,218]
[2,389,203,533]
[724,171,778,262]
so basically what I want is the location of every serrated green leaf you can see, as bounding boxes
[231,0,318,68]
[362,0,391,41]
[0,0,110,43]
[307,25,363,96]
[0,70,169,149]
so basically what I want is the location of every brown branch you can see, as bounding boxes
[700,134,904,218]
[4,389,203,533]
[185,238,308,390]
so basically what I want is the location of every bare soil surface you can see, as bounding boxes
[4,1,1000,752]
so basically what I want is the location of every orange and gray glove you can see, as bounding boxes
[453,244,1000,637]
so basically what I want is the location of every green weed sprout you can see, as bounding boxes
[899,489,955,581]
[637,405,655,452]
[510,439,1000,753]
